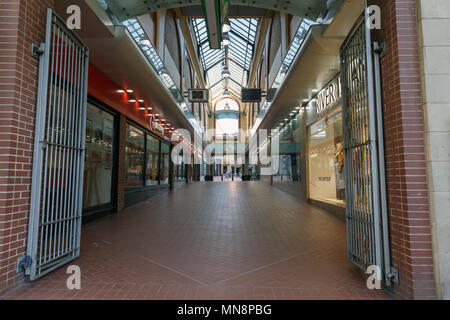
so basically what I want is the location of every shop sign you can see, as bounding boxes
[316,76,342,114]
[153,120,165,135]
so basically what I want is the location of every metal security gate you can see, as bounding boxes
[340,12,395,285]
[23,9,89,280]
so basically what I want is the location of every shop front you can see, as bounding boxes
[124,121,172,207]
[268,74,345,218]
[84,63,178,212]
[305,75,345,215]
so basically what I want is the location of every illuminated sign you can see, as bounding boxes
[188,89,209,103]
[153,120,165,135]
[316,76,342,114]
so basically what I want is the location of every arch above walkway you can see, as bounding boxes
[100,0,332,22]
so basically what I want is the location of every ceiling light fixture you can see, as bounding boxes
[139,39,152,46]
[222,33,231,46]
[222,67,231,78]
[222,19,231,33]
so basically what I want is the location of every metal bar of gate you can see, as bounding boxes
[25,9,88,280]
[373,42,392,285]
[365,8,384,274]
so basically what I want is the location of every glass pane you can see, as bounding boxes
[83,103,115,208]
[126,124,145,187]
[146,135,160,186]
[160,143,170,185]
[308,107,345,207]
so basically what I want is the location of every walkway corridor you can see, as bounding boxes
[1,183,390,300]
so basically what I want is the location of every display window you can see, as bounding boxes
[308,107,345,207]
[146,135,160,186]
[83,102,116,209]
[160,143,170,185]
[126,124,145,187]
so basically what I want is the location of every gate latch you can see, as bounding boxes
[386,266,399,285]
[374,42,386,58]
[17,255,32,273]
[31,43,44,59]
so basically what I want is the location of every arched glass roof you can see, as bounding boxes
[191,18,259,101]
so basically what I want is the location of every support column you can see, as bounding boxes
[205,164,214,181]
[242,152,250,181]
[117,114,127,211]
[370,0,437,299]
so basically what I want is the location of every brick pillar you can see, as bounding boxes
[370,0,437,299]
[0,0,55,294]
[116,114,127,212]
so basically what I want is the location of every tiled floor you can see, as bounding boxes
[1,182,391,300]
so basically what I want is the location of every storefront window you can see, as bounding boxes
[272,115,301,183]
[308,107,345,207]
[126,124,145,187]
[146,135,160,186]
[83,103,115,209]
[160,143,170,185]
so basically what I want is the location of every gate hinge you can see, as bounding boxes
[374,42,386,58]
[17,255,32,273]
[386,266,399,285]
[31,43,44,59]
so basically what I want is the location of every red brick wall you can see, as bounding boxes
[370,0,437,299]
[0,0,55,294]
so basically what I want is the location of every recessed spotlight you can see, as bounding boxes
[117,89,125,93]
[129,99,136,103]
[138,99,144,103]
[126,89,134,93]
[140,39,151,46]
